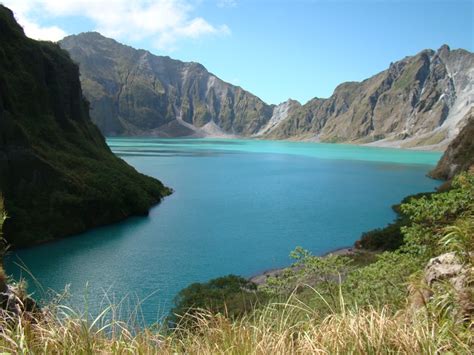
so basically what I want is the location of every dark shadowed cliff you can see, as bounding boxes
[430,108,474,180]
[0,6,170,247]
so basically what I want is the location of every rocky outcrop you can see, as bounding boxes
[268,45,473,149]
[423,252,473,321]
[0,5,170,247]
[59,32,275,137]
[0,283,37,318]
[255,99,301,136]
[424,253,469,289]
[429,108,474,180]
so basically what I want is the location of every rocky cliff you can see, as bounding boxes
[0,6,170,247]
[60,33,473,149]
[430,108,474,180]
[59,32,275,137]
[267,45,473,149]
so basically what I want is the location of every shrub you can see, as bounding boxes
[169,275,267,327]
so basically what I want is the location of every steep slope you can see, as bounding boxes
[0,6,170,247]
[61,34,472,149]
[267,45,473,149]
[430,108,474,180]
[59,33,275,137]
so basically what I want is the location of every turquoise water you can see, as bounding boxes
[5,139,441,324]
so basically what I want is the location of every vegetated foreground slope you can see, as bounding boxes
[0,6,170,247]
[61,32,473,149]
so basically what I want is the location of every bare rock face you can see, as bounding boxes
[425,252,466,287]
[59,33,274,137]
[423,252,473,321]
[268,46,473,149]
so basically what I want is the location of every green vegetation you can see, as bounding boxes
[0,5,170,247]
[392,60,421,91]
[355,192,433,251]
[0,195,6,241]
[356,221,405,250]
[169,275,267,327]
[0,195,7,288]
[280,173,472,311]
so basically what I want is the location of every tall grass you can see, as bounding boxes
[0,286,471,354]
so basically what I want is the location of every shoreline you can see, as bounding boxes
[248,246,355,286]
[106,136,445,153]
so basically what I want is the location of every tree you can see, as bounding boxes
[169,275,265,327]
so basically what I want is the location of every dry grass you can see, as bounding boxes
[0,288,471,354]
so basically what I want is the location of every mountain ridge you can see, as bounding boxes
[268,45,473,150]
[60,32,276,137]
[59,32,473,150]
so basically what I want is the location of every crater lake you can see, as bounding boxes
[5,139,442,324]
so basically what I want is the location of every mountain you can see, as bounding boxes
[60,33,473,149]
[430,108,474,180]
[59,32,277,137]
[0,6,170,247]
[60,32,474,149]
[267,45,473,149]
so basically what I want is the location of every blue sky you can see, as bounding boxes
[4,0,473,104]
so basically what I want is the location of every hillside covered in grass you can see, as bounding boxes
[0,5,170,247]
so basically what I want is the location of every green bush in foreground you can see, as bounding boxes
[169,275,267,327]
[356,192,433,251]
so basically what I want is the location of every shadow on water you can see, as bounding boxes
[107,138,247,146]
[113,149,242,158]
[4,213,154,294]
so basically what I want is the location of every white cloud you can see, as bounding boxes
[11,12,67,41]
[2,0,230,49]
[20,18,67,41]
